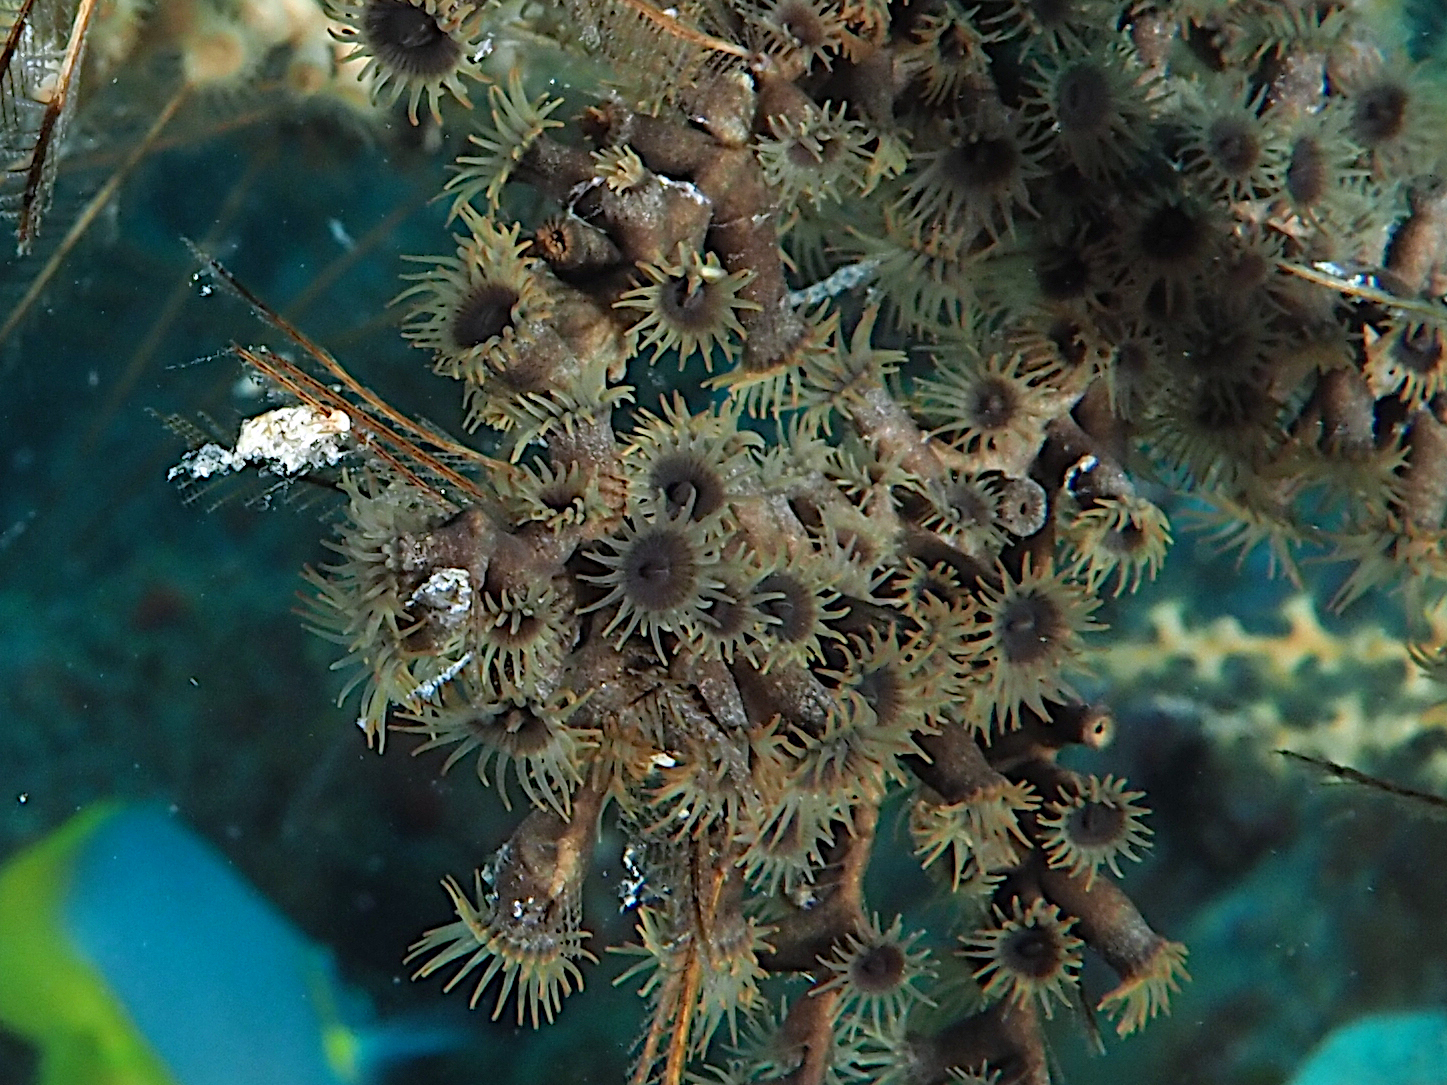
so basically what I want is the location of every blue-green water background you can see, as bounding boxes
[2,50,1447,1085]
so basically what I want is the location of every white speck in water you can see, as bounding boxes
[0,511,35,552]
[327,218,355,250]
[87,369,99,387]
[17,793,27,804]
[232,370,266,400]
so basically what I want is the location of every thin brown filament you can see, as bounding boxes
[197,250,500,492]
[18,0,102,251]
[0,83,189,356]
[0,0,40,118]
[234,344,462,506]
[615,0,751,58]
[629,973,671,1085]
[77,140,274,462]
[1278,259,1447,320]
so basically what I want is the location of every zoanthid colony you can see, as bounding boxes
[152,0,1447,1082]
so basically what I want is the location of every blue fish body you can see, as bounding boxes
[0,805,461,1085]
